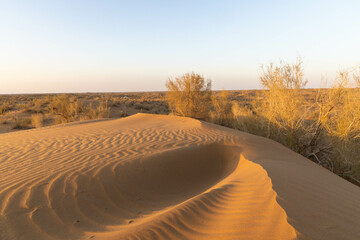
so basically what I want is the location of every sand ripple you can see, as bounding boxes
[1,114,359,239]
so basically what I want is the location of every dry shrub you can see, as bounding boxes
[81,101,110,120]
[30,98,46,113]
[210,90,233,126]
[166,72,212,119]
[49,94,111,124]
[320,69,360,183]
[253,57,311,152]
[231,58,360,185]
[49,95,81,123]
[31,114,43,128]
[12,117,32,129]
[325,71,360,140]
[18,102,30,111]
[231,103,265,134]
[0,102,13,115]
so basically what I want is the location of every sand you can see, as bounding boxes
[0,113,359,240]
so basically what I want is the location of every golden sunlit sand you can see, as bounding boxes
[1,114,360,239]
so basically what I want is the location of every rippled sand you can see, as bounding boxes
[1,114,359,239]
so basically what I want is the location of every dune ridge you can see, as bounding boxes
[1,114,360,240]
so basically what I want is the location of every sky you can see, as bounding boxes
[1,0,360,94]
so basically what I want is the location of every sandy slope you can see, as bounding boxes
[0,114,359,240]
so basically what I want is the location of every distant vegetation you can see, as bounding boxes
[0,92,170,132]
[49,94,110,123]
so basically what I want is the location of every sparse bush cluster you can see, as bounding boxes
[49,94,110,123]
[0,92,170,132]
[230,61,360,185]
[165,65,360,185]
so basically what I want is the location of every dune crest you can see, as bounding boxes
[1,114,360,240]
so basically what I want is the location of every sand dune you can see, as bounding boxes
[1,114,360,240]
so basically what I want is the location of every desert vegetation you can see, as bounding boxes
[228,62,360,185]
[165,63,360,186]
[210,90,233,126]
[48,94,111,123]
[0,92,170,133]
[1,63,360,185]
[166,72,212,119]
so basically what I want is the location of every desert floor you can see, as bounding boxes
[0,114,359,239]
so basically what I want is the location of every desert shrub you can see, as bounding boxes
[166,72,212,119]
[324,71,360,140]
[0,102,13,115]
[30,98,45,113]
[49,95,81,123]
[81,101,110,120]
[210,90,233,126]
[233,58,334,154]
[320,69,360,183]
[49,94,110,123]
[31,114,43,128]
[18,102,30,111]
[111,98,121,107]
[12,117,32,129]
[249,58,311,152]
[231,103,266,134]
[230,59,360,185]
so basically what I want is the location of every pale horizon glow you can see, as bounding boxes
[1,0,360,94]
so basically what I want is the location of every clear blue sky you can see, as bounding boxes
[1,0,359,93]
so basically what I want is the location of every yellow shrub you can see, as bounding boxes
[210,90,233,126]
[230,60,360,185]
[256,57,311,151]
[166,72,212,119]
[31,114,43,128]
[49,95,80,123]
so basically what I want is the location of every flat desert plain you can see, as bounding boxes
[1,114,360,240]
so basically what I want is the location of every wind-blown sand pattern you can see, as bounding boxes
[1,114,360,240]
